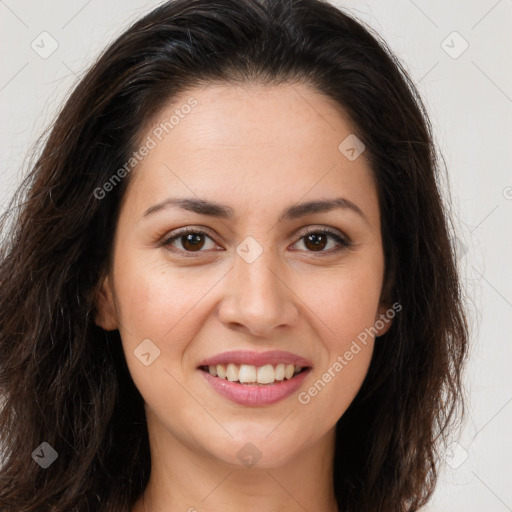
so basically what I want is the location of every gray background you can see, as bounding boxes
[1,1,511,510]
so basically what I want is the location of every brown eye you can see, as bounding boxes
[180,232,206,251]
[303,232,329,251]
[162,229,219,254]
[292,229,351,254]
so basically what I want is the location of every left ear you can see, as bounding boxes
[373,302,394,337]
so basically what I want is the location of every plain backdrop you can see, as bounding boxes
[1,1,511,511]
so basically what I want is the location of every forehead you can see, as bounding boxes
[148,81,357,154]
[123,82,379,227]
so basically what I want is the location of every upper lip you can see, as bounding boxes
[198,350,312,368]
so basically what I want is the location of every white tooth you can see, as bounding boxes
[238,364,257,383]
[275,363,285,381]
[208,365,218,377]
[285,364,294,380]
[294,365,302,375]
[257,364,276,384]
[216,364,226,379]
[226,363,239,382]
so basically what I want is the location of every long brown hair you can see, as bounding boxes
[0,1,469,510]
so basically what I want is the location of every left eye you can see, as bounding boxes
[293,229,351,253]
[161,228,351,256]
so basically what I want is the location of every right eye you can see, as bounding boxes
[161,227,222,256]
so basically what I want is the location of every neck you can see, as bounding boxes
[132,414,339,512]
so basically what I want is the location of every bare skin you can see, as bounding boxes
[95,81,392,512]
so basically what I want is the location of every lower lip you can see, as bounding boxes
[199,368,311,406]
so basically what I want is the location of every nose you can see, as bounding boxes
[217,247,300,338]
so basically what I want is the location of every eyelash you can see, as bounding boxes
[159,226,352,257]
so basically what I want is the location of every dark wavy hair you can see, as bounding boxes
[0,0,469,510]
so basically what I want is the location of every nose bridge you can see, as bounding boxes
[218,236,298,335]
[234,239,283,310]
[237,244,280,300]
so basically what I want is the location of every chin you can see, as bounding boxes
[200,427,312,470]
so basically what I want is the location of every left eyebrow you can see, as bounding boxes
[141,196,369,225]
[279,197,369,225]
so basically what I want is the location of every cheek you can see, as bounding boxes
[302,261,384,348]
[293,263,381,413]
[111,259,207,414]
[299,342,374,434]
[111,252,229,391]
[113,254,210,341]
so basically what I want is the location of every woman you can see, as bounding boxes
[0,0,469,511]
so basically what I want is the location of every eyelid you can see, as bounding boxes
[294,225,351,244]
[159,226,222,251]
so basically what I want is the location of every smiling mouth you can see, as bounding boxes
[199,363,309,386]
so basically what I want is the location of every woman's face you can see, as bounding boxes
[96,82,392,468]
